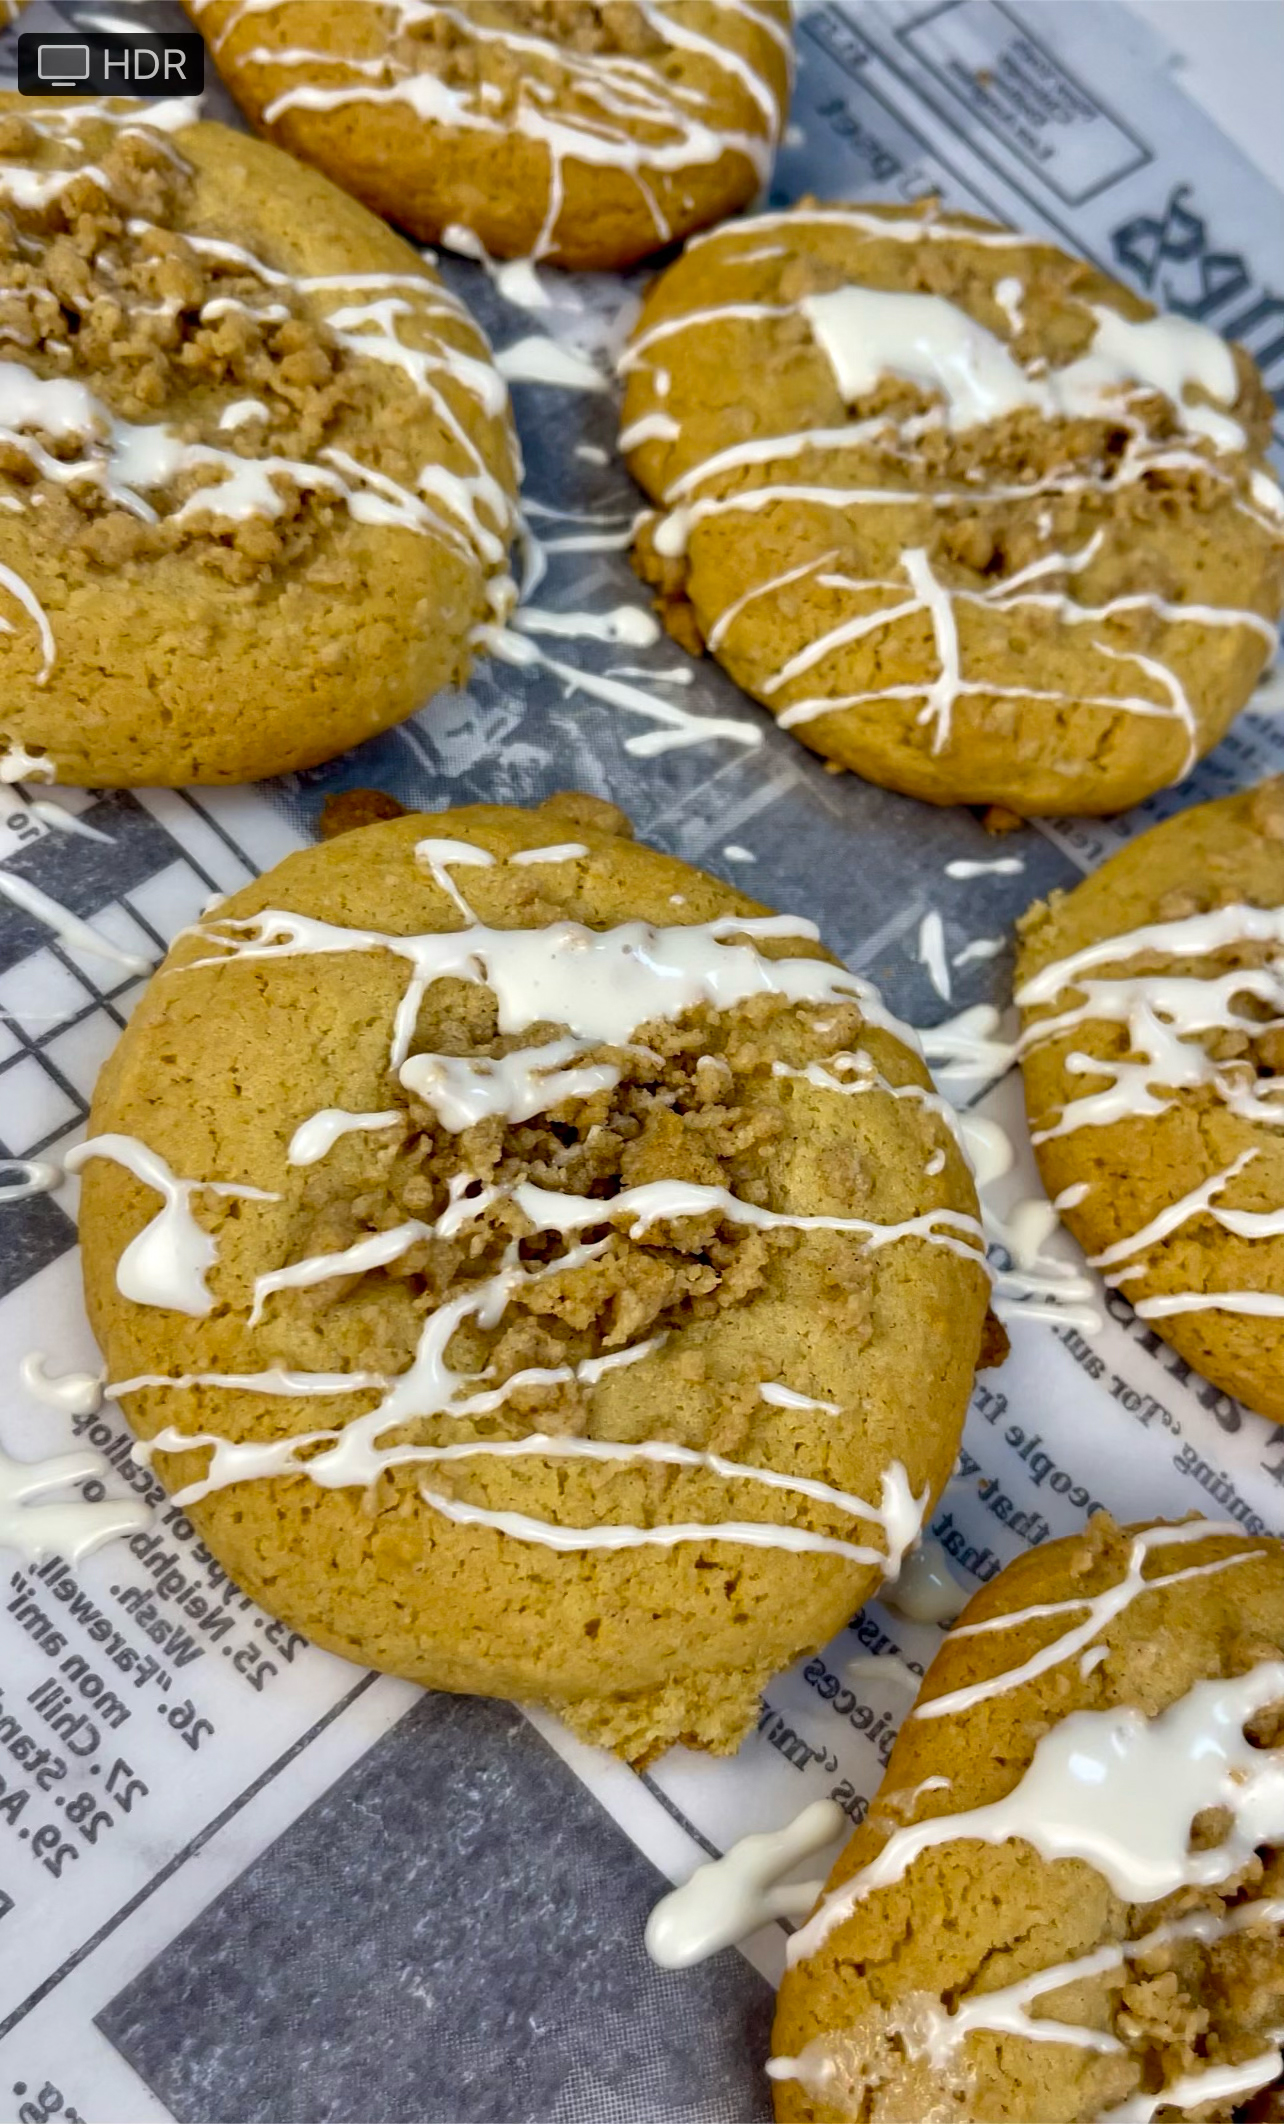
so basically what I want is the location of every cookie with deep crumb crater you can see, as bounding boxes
[1016,776,1284,1423]
[184,0,792,271]
[621,198,1284,817]
[0,94,518,787]
[76,794,990,1764]
[772,1515,1284,2123]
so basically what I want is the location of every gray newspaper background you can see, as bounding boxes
[1,3,1284,2119]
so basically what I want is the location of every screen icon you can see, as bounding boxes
[36,42,90,89]
[18,33,204,96]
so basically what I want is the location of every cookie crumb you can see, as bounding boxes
[319,789,410,839]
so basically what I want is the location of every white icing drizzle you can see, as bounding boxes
[217,397,270,432]
[993,276,1024,337]
[626,228,1281,776]
[773,1050,962,1143]
[881,1538,970,1624]
[1108,2042,1284,2122]
[802,289,1241,446]
[767,1052,1093,1324]
[506,1177,983,1261]
[618,410,682,448]
[19,1354,105,1416]
[412,1478,912,1567]
[514,604,660,648]
[400,1036,623,1133]
[113,1368,390,1398]
[771,1900,1284,2096]
[0,1158,61,1205]
[182,891,914,1072]
[682,205,1051,258]
[759,1382,841,1414]
[770,547,1207,768]
[645,1800,845,1969]
[1019,901,1284,1137]
[1019,899,1284,1318]
[0,1440,150,1564]
[442,227,554,312]
[914,1520,1257,1725]
[25,798,112,845]
[0,742,55,785]
[507,842,589,866]
[0,123,520,649]
[0,357,513,576]
[791,1533,1282,1966]
[286,1108,402,1167]
[76,832,975,1575]
[945,857,1024,880]
[495,337,605,392]
[706,548,840,652]
[234,1171,983,1330]
[195,0,784,262]
[0,558,56,682]
[65,1136,277,1317]
[478,622,762,758]
[247,1218,444,1327]
[0,866,151,973]
[952,936,1004,968]
[841,1653,921,1693]
[1055,1181,1092,1211]
[919,1003,1015,1086]
[917,910,951,1001]
[135,1268,929,1571]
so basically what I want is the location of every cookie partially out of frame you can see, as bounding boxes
[773,1515,1284,2122]
[1016,776,1284,1422]
[78,795,990,1764]
[623,198,1284,817]
[0,95,517,786]
[186,0,792,270]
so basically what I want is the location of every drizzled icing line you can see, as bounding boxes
[0,866,151,974]
[477,622,764,759]
[66,1135,277,1318]
[647,1798,846,1969]
[0,1441,151,1563]
[0,1159,61,1206]
[788,1522,1278,1965]
[176,853,918,1075]
[771,1898,1284,2104]
[623,228,1281,775]
[96,835,970,1573]
[128,1234,930,1573]
[915,1520,1263,1722]
[1016,897,1284,1318]
[0,107,521,689]
[190,0,785,262]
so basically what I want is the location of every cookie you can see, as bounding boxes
[0,94,518,788]
[773,1515,1284,2123]
[621,199,1284,816]
[75,796,990,1764]
[184,0,792,271]
[1017,777,1284,1421]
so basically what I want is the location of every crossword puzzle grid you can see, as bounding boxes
[0,788,262,1289]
